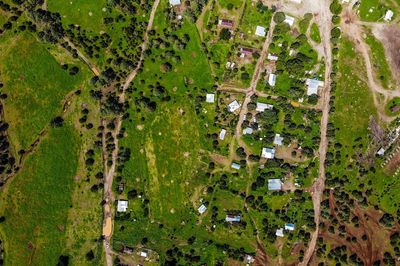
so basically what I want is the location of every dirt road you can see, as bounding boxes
[299,0,333,265]
[233,21,276,152]
[63,37,101,76]
[101,0,160,264]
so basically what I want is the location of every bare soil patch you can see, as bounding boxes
[380,25,400,83]
[385,149,400,173]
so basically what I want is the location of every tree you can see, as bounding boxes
[273,12,285,23]
[50,116,64,127]
[219,28,231,40]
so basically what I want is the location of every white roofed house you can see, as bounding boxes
[227,100,241,112]
[267,53,279,61]
[284,223,295,231]
[255,26,266,37]
[169,0,181,6]
[284,15,295,27]
[306,78,324,96]
[268,179,282,191]
[117,200,128,212]
[276,228,284,237]
[256,102,274,112]
[268,73,277,87]
[261,147,275,159]
[206,93,215,103]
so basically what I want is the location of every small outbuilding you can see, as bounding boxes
[273,134,284,146]
[285,223,295,231]
[255,26,266,37]
[117,200,128,212]
[219,19,234,27]
[267,53,279,61]
[384,10,394,21]
[219,129,227,140]
[206,93,215,103]
[276,228,284,237]
[231,162,241,170]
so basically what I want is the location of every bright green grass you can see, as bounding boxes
[218,0,242,10]
[0,32,86,154]
[358,0,393,21]
[365,34,394,89]
[0,125,79,265]
[310,23,321,44]
[48,0,108,33]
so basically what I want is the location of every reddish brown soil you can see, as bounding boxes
[320,194,397,265]
[254,243,270,266]
[385,149,400,173]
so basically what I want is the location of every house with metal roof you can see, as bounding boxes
[268,179,282,191]
[219,129,227,140]
[117,200,128,212]
[267,53,279,61]
[231,162,241,170]
[284,15,295,26]
[227,100,241,112]
[255,25,266,37]
[306,78,324,95]
[169,0,181,6]
[243,127,253,135]
[285,223,295,231]
[206,93,215,103]
[225,214,241,222]
[268,73,276,87]
[198,204,207,214]
[276,228,284,237]
[219,19,234,27]
[256,102,274,112]
[273,134,284,146]
[261,147,275,159]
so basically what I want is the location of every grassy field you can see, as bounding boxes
[365,34,395,89]
[0,32,87,154]
[48,0,108,33]
[0,125,79,265]
[358,0,395,21]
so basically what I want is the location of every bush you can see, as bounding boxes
[330,0,342,15]
[50,116,64,127]
[219,28,231,40]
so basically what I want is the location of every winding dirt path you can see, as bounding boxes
[341,6,400,123]
[101,0,160,264]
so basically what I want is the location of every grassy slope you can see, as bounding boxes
[0,32,85,154]
[113,2,258,262]
[365,34,394,89]
[0,125,79,265]
[331,38,400,213]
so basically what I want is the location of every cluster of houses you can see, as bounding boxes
[275,223,295,237]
